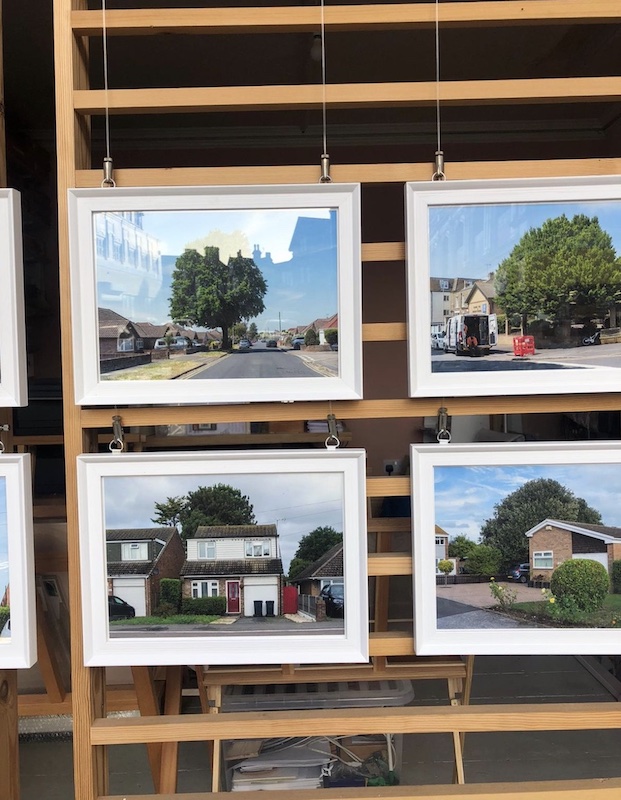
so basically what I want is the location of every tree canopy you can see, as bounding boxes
[169,246,267,349]
[494,214,621,328]
[479,478,602,567]
[448,534,477,560]
[463,544,502,578]
[154,484,256,540]
[288,526,342,580]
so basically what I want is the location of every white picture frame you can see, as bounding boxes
[0,455,36,668]
[406,175,621,398]
[0,190,27,407]
[77,449,368,667]
[412,441,621,656]
[68,184,362,405]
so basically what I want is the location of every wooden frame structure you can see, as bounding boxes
[50,2,621,799]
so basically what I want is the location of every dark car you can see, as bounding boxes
[108,595,136,620]
[508,563,530,584]
[266,339,278,348]
[319,582,344,618]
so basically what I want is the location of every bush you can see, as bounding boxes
[160,578,181,611]
[181,596,226,616]
[463,544,502,578]
[324,328,338,346]
[550,559,609,613]
[153,601,178,618]
[304,329,319,346]
[612,560,621,594]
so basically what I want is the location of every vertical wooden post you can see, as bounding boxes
[0,672,18,800]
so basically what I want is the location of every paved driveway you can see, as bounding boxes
[436,580,544,608]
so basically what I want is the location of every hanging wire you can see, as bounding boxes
[318,0,332,183]
[101,0,115,187]
[432,0,445,181]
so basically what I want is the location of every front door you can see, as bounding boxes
[226,581,240,614]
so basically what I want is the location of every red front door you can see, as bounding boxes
[226,581,240,614]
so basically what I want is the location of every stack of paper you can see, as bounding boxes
[230,738,333,792]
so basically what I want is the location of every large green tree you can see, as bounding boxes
[169,246,267,349]
[495,214,621,331]
[288,526,342,580]
[448,534,477,560]
[479,478,602,567]
[155,484,256,540]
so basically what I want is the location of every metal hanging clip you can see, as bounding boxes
[325,413,340,450]
[102,156,116,188]
[436,406,451,445]
[432,150,446,181]
[0,424,8,455]
[110,415,124,452]
[320,153,332,183]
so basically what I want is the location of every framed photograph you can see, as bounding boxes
[0,455,36,668]
[0,190,27,407]
[406,176,621,398]
[68,184,361,405]
[412,441,621,655]
[77,449,368,666]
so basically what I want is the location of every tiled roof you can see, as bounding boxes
[98,307,134,338]
[194,524,278,539]
[554,520,621,540]
[291,542,343,581]
[107,561,151,577]
[106,528,177,542]
[132,321,172,338]
[180,558,283,577]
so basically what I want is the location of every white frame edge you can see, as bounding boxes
[406,175,621,398]
[68,184,362,405]
[0,190,27,407]
[412,441,621,656]
[77,449,369,667]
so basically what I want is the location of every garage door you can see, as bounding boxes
[243,577,279,617]
[572,553,608,569]
[112,578,146,617]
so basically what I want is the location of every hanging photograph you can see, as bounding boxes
[0,455,36,668]
[406,175,621,398]
[68,184,361,405]
[411,441,621,655]
[77,449,368,666]
[0,190,27,406]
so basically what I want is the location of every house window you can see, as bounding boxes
[121,542,148,560]
[197,541,216,559]
[191,580,219,598]
[533,550,553,569]
[117,337,134,352]
[435,537,446,546]
[245,540,271,557]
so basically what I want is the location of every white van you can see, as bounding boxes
[444,314,497,356]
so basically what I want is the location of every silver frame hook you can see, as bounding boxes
[109,414,124,452]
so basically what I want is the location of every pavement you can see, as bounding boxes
[436,580,545,609]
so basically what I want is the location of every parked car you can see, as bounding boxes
[291,336,305,350]
[238,338,251,350]
[319,582,344,618]
[108,595,136,620]
[153,336,189,350]
[431,331,445,350]
[266,339,278,348]
[508,563,530,583]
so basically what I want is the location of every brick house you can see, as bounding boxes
[98,307,144,356]
[525,518,621,581]
[106,527,185,617]
[290,542,343,596]
[180,524,283,616]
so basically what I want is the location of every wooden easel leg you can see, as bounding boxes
[159,665,183,793]
[131,666,162,791]
[448,676,466,784]
[0,671,18,800]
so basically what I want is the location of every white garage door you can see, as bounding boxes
[572,553,608,569]
[243,577,279,617]
[112,578,146,617]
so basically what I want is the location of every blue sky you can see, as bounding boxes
[0,479,9,602]
[430,199,621,279]
[103,472,344,573]
[434,463,621,543]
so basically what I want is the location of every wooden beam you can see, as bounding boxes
[72,2,621,36]
[73,77,621,115]
[90,702,621,745]
[0,672,18,800]
[368,552,412,576]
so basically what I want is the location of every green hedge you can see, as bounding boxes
[550,559,609,612]
[160,578,181,611]
[612,560,621,594]
[181,596,226,616]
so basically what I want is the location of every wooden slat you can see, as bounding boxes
[74,157,621,188]
[363,242,405,262]
[99,779,621,800]
[367,476,410,497]
[73,77,621,115]
[367,518,412,533]
[90,701,621,745]
[363,322,406,341]
[369,631,415,656]
[72,1,621,36]
[368,552,412,576]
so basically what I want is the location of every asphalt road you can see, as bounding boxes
[436,596,539,629]
[187,341,322,380]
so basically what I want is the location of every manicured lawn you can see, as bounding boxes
[511,593,621,627]
[110,614,220,626]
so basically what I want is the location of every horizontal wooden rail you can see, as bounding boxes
[100,779,621,800]
[74,77,621,115]
[90,701,621,745]
[74,157,621,188]
[72,1,621,36]
[369,631,414,656]
[79,392,621,428]
[368,552,412,575]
